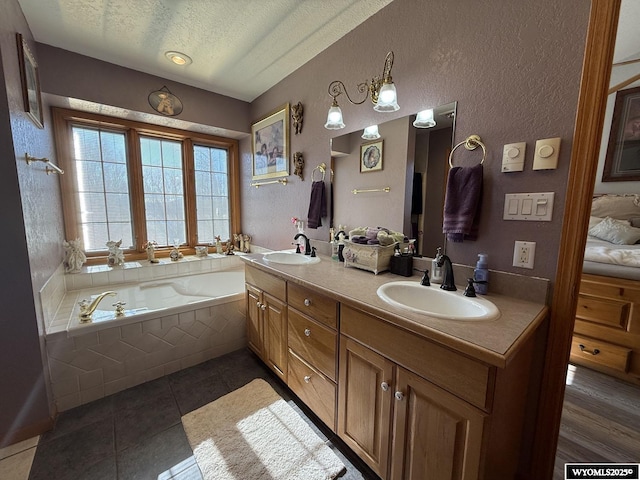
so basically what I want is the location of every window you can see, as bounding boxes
[53,108,240,260]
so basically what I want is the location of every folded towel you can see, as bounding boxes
[307,181,327,229]
[443,164,483,242]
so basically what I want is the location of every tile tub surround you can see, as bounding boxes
[41,254,248,412]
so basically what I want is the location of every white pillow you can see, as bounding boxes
[588,216,640,245]
[589,216,630,229]
[590,194,640,220]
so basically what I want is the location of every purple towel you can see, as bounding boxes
[442,164,483,242]
[307,181,327,229]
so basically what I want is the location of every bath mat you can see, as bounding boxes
[181,378,345,480]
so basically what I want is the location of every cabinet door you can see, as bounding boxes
[338,336,394,478]
[263,292,288,381]
[246,284,262,357]
[390,367,485,480]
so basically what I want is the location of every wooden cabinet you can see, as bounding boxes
[287,283,339,430]
[245,266,287,381]
[244,265,541,480]
[572,273,640,385]
[338,322,486,480]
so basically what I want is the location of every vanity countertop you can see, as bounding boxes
[241,253,548,368]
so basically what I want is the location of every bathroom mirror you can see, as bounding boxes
[330,101,457,256]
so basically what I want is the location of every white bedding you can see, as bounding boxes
[583,237,640,281]
[584,237,640,267]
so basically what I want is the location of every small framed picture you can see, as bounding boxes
[16,33,44,129]
[251,104,290,181]
[360,140,383,173]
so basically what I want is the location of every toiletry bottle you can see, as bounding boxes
[474,253,489,295]
[431,247,444,283]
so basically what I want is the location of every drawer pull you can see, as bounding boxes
[395,391,404,401]
[260,304,266,311]
[304,298,312,307]
[304,375,312,383]
[256,301,261,308]
[381,382,389,392]
[304,328,311,337]
[579,344,600,356]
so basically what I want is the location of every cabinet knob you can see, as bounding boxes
[304,328,311,337]
[304,375,311,383]
[256,301,261,308]
[304,298,312,307]
[260,304,266,311]
[578,344,600,356]
[395,391,404,401]
[380,382,389,392]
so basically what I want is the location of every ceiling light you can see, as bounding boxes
[413,109,436,128]
[362,125,380,139]
[324,51,400,130]
[165,51,192,66]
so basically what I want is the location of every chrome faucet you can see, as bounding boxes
[436,255,456,291]
[294,233,311,255]
[78,291,117,323]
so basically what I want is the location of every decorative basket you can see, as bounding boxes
[342,240,397,275]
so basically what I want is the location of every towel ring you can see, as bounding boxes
[448,134,486,168]
[312,163,327,182]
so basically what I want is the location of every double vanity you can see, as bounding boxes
[242,251,548,480]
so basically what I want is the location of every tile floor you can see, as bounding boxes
[0,348,377,480]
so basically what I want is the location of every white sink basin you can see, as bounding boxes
[262,251,321,265]
[376,281,500,321]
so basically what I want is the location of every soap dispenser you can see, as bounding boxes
[431,247,444,283]
[474,253,489,295]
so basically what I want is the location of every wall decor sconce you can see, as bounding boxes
[324,51,400,130]
[361,125,381,140]
[291,102,304,134]
[413,108,436,128]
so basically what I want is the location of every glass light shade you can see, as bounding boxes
[374,82,400,112]
[413,109,436,128]
[324,105,345,129]
[362,125,380,140]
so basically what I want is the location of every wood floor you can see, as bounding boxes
[554,363,640,479]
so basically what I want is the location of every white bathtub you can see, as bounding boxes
[65,269,245,336]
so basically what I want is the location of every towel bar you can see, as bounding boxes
[25,153,64,175]
[352,186,390,194]
[250,178,288,188]
[448,135,486,168]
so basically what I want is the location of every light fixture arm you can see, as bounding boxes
[370,51,395,105]
[327,80,369,106]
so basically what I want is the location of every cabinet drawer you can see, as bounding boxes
[245,265,286,300]
[288,308,337,381]
[576,295,630,330]
[288,283,338,329]
[341,305,492,410]
[288,350,336,431]
[570,335,631,373]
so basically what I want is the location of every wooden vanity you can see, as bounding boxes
[243,255,548,480]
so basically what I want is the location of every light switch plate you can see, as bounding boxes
[532,137,561,170]
[502,142,526,172]
[503,192,554,221]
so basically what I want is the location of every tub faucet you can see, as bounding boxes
[436,255,456,291]
[78,291,116,323]
[294,233,311,255]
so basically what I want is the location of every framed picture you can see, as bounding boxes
[602,85,640,182]
[148,86,183,116]
[16,33,44,129]
[251,104,290,180]
[360,140,383,173]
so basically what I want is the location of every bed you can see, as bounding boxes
[572,194,640,385]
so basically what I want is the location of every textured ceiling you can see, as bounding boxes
[18,0,394,102]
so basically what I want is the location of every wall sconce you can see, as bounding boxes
[324,51,400,130]
[413,108,436,128]
[362,125,381,140]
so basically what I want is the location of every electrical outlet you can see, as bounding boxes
[513,241,535,269]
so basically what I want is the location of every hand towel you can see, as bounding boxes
[442,164,483,242]
[307,181,327,229]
